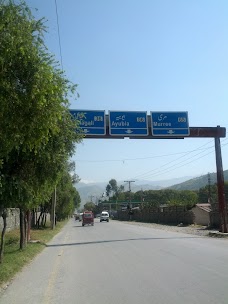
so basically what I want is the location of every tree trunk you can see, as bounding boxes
[31,209,36,228]
[35,209,38,226]
[36,211,43,229]
[27,210,32,242]
[20,209,26,250]
[24,211,28,246]
[26,210,31,242]
[0,210,7,263]
[41,213,45,227]
[51,188,56,230]
[44,213,47,227]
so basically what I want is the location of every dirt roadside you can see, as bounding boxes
[120,221,220,237]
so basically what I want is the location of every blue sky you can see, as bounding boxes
[26,0,228,185]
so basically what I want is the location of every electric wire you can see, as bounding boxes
[130,141,228,181]
[75,140,216,163]
[132,145,215,179]
[54,0,63,70]
[76,139,228,163]
[131,140,215,179]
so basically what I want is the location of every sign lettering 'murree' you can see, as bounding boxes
[153,122,172,127]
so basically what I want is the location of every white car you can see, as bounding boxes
[100,211,109,222]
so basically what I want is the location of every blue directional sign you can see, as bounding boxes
[70,110,106,135]
[151,111,189,136]
[109,111,148,136]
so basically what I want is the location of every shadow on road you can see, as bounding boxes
[46,235,201,248]
[73,225,93,228]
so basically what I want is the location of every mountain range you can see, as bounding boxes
[75,170,228,206]
[168,170,228,191]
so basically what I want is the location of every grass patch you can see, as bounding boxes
[0,219,68,288]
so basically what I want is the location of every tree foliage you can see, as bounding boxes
[84,202,96,213]
[106,179,124,200]
[56,164,81,221]
[198,184,217,203]
[0,0,82,252]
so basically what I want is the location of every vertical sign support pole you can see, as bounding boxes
[215,128,228,233]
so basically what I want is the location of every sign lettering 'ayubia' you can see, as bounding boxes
[111,121,130,127]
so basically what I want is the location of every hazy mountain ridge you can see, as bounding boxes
[167,170,228,191]
[75,176,194,205]
[76,171,228,206]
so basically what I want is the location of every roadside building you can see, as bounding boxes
[191,204,211,226]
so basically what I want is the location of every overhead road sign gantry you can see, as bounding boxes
[70,110,106,136]
[151,111,189,136]
[109,111,148,136]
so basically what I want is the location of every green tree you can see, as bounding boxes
[73,188,81,211]
[56,167,81,221]
[0,208,8,263]
[106,184,112,198]
[0,1,82,253]
[84,202,96,213]
[198,184,217,204]
[106,179,124,201]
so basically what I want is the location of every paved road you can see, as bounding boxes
[0,219,228,304]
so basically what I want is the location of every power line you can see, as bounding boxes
[133,145,215,179]
[75,140,215,163]
[131,141,228,181]
[131,140,215,179]
[54,0,63,70]
[76,139,228,164]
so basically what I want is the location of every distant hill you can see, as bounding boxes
[167,170,228,191]
[75,184,106,206]
[131,177,194,190]
[75,176,193,206]
[75,171,228,207]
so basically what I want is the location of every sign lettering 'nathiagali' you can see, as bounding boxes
[151,111,189,136]
[109,111,148,136]
[70,110,106,135]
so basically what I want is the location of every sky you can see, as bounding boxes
[25,0,228,186]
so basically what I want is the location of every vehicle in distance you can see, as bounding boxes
[100,211,109,222]
[82,211,94,226]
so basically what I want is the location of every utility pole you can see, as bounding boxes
[140,188,145,204]
[215,134,228,233]
[89,195,94,203]
[208,172,212,204]
[124,180,135,208]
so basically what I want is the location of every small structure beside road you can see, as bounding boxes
[191,204,211,226]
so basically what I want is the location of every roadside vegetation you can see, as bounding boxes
[0,0,82,265]
[96,179,228,212]
[0,220,68,288]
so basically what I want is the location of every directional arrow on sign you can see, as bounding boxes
[125,129,133,134]
[167,130,175,134]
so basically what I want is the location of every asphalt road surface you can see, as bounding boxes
[0,219,228,304]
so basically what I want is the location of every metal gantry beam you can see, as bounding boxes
[82,115,226,139]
